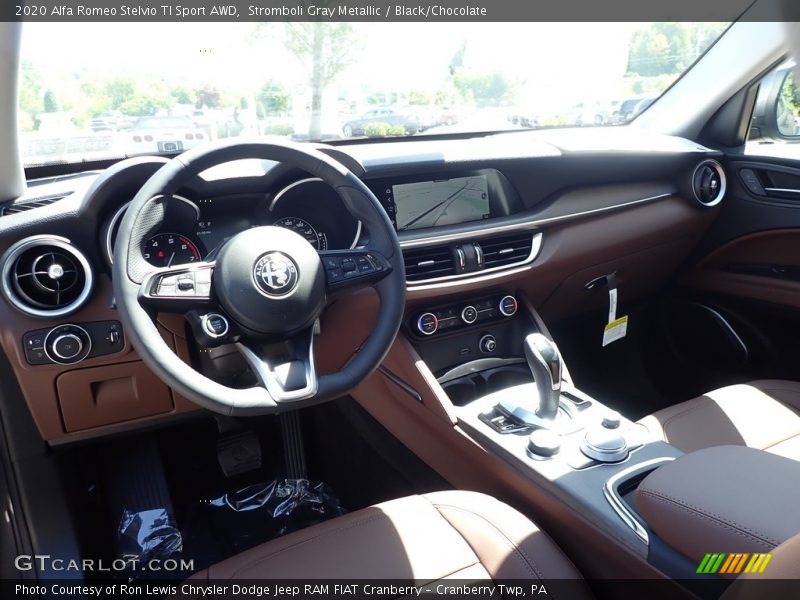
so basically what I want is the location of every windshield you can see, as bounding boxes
[18,22,727,166]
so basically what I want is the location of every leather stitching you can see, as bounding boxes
[430,503,546,580]
[637,489,778,549]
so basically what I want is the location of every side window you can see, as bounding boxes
[777,72,800,136]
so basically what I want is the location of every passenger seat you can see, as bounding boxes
[639,380,800,460]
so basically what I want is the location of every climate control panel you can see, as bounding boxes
[23,320,124,366]
[411,293,519,337]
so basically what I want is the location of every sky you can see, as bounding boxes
[20,22,640,102]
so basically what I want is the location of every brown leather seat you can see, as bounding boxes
[190,490,590,590]
[638,380,800,459]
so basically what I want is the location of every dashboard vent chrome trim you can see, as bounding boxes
[0,236,94,318]
[479,233,536,270]
[404,231,542,286]
[691,159,726,207]
[0,194,67,216]
[404,246,457,282]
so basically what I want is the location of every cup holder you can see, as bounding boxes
[441,380,479,406]
[440,363,533,407]
[485,366,532,394]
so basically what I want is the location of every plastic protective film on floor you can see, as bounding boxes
[182,479,345,571]
[117,479,344,578]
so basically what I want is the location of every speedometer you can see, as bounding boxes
[274,217,328,251]
[142,233,202,267]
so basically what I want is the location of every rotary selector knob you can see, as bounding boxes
[499,295,518,317]
[479,334,497,354]
[527,429,562,458]
[44,324,91,364]
[580,428,629,463]
[461,305,478,324]
[602,410,622,430]
[417,312,438,336]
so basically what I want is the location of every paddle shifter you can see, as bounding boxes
[524,333,562,420]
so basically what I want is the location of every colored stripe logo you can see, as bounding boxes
[696,553,773,574]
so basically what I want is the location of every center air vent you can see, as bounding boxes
[402,230,542,285]
[403,245,456,282]
[1,236,94,318]
[692,159,726,207]
[479,232,536,269]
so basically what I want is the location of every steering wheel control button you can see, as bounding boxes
[202,313,230,339]
[602,411,622,430]
[580,428,629,463]
[253,251,299,297]
[323,252,387,288]
[461,305,478,324]
[499,295,518,317]
[527,429,562,459]
[177,274,195,292]
[479,334,498,354]
[44,324,92,365]
[417,312,439,336]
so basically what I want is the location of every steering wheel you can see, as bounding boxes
[112,140,405,415]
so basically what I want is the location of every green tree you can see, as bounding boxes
[171,85,195,105]
[257,81,291,116]
[453,71,514,107]
[18,59,43,130]
[283,21,358,138]
[408,90,433,106]
[627,23,727,77]
[43,89,61,113]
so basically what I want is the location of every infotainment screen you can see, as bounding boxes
[393,176,490,231]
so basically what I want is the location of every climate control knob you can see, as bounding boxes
[499,295,518,317]
[461,305,478,324]
[44,324,91,364]
[417,312,438,336]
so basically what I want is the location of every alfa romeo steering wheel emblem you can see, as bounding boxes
[253,252,299,296]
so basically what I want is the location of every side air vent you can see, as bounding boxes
[403,245,456,282]
[0,194,67,216]
[692,159,726,207]
[479,232,536,269]
[1,236,94,318]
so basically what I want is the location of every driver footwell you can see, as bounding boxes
[62,397,449,578]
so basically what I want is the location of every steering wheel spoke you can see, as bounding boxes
[138,261,216,312]
[320,249,392,295]
[236,325,319,404]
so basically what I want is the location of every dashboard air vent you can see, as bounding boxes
[692,159,726,207]
[0,194,67,216]
[403,245,456,282]
[1,236,94,318]
[479,232,536,269]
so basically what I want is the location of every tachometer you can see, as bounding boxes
[142,233,202,267]
[274,217,328,251]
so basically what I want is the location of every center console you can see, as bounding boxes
[407,290,683,558]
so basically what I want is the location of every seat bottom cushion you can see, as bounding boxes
[638,379,800,458]
[189,490,589,591]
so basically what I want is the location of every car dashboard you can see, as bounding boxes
[0,128,725,444]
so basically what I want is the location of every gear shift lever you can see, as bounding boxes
[524,333,562,420]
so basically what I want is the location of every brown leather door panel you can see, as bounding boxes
[681,229,800,310]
